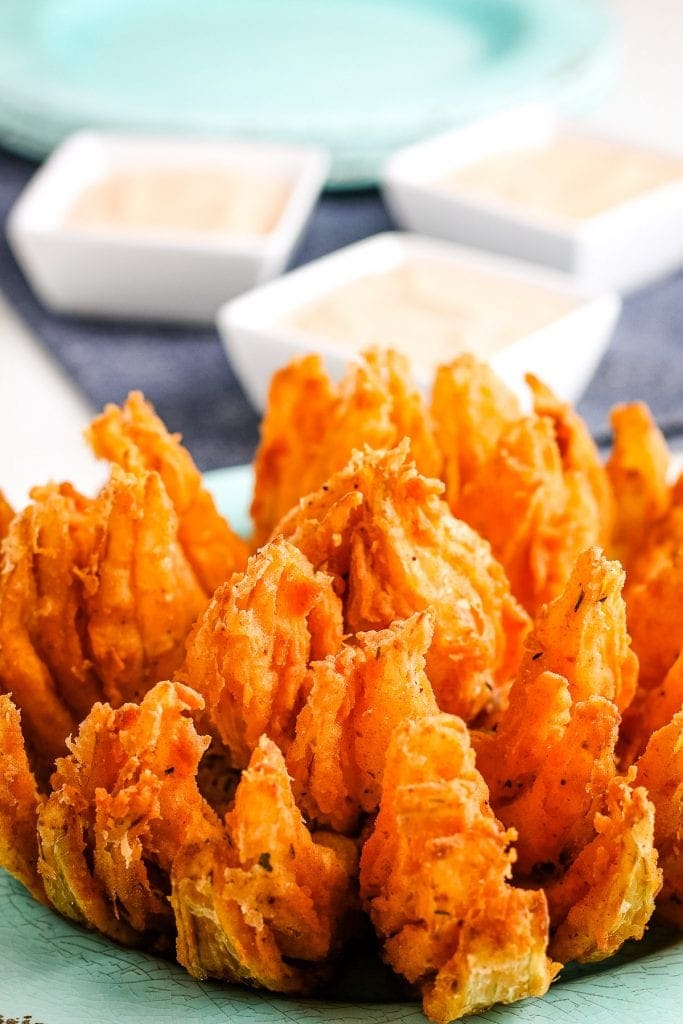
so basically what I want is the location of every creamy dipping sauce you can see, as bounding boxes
[439,134,683,223]
[281,259,578,368]
[66,166,291,238]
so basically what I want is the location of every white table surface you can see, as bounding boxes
[0,293,107,507]
[0,0,681,509]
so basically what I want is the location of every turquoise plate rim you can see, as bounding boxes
[1,869,683,1024]
[1,462,680,1024]
[0,0,614,185]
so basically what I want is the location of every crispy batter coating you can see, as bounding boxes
[474,548,662,962]
[176,538,343,768]
[251,355,334,547]
[37,682,220,947]
[0,504,80,773]
[635,712,683,926]
[545,776,661,962]
[287,612,439,832]
[0,695,46,902]
[23,484,103,721]
[475,673,661,962]
[276,442,529,722]
[88,390,247,593]
[620,651,683,765]
[251,350,440,546]
[86,468,207,706]
[31,676,357,988]
[172,735,358,993]
[520,548,637,713]
[627,550,683,693]
[369,349,442,480]
[473,550,638,872]
[429,361,607,615]
[0,490,13,546]
[456,415,600,614]
[527,375,614,547]
[360,715,557,1024]
[606,402,671,579]
[430,355,520,510]
[3,369,681,1003]
[475,670,619,877]
[0,464,213,777]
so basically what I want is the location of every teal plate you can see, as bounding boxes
[2,462,681,1024]
[1,869,683,1024]
[0,0,614,185]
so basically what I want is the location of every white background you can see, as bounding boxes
[1,0,682,507]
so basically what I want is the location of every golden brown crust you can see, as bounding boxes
[0,695,46,902]
[627,547,683,693]
[1,370,679,1009]
[286,612,439,832]
[430,354,520,509]
[26,675,358,993]
[606,402,671,578]
[429,363,607,616]
[474,549,662,963]
[611,412,683,747]
[88,390,248,593]
[368,348,441,482]
[476,671,619,877]
[476,678,662,963]
[635,712,683,926]
[37,682,220,946]
[251,350,440,546]
[250,355,338,548]
[172,735,358,993]
[456,415,601,615]
[620,651,683,765]
[176,538,343,767]
[527,374,614,547]
[0,509,79,773]
[545,777,661,962]
[86,468,207,706]
[0,490,13,546]
[0,463,216,780]
[276,442,529,722]
[22,484,103,722]
[519,547,637,713]
[360,714,557,1023]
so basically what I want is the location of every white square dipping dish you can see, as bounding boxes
[6,131,329,325]
[217,231,620,412]
[381,105,683,293]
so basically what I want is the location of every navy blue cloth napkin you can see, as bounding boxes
[1,145,682,470]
